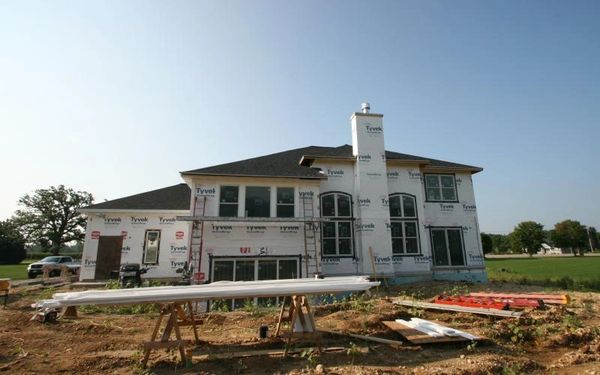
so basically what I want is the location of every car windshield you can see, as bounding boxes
[40,257,62,263]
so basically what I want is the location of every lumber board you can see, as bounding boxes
[382,321,482,344]
[194,346,347,361]
[143,339,192,350]
[319,328,406,348]
[393,299,522,318]
[468,292,569,305]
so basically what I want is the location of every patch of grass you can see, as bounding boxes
[0,260,40,280]
[486,257,600,291]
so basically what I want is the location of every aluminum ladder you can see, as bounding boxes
[301,194,320,277]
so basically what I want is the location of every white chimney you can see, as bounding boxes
[350,103,394,276]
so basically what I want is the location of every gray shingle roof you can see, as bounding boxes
[182,144,482,178]
[82,184,190,211]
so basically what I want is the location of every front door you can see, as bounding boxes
[95,236,123,280]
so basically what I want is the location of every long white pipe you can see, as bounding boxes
[35,276,379,309]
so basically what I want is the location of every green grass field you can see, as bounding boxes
[486,256,600,290]
[0,260,37,280]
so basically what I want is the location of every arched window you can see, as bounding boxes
[320,192,353,256]
[389,193,420,255]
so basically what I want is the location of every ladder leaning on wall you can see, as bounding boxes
[189,196,207,284]
[301,194,320,278]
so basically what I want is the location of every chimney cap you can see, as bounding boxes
[361,102,370,113]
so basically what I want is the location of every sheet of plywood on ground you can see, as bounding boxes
[382,321,482,345]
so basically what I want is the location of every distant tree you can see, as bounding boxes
[489,233,511,253]
[551,220,588,256]
[480,233,493,254]
[13,185,93,255]
[588,227,598,251]
[0,219,26,264]
[510,221,545,257]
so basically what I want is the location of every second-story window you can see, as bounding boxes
[219,186,239,217]
[424,174,458,202]
[389,194,420,255]
[276,187,295,218]
[320,192,353,256]
[246,186,270,217]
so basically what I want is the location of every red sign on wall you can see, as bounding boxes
[195,272,205,281]
[91,231,101,240]
[240,247,251,254]
[175,231,185,240]
[121,231,128,239]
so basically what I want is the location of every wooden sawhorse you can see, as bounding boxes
[275,295,322,355]
[142,301,202,368]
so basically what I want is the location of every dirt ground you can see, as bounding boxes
[1,281,600,374]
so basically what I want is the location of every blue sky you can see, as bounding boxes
[0,0,598,234]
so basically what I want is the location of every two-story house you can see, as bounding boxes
[80,104,486,299]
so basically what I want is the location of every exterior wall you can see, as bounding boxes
[80,211,190,281]
[183,176,321,282]
[386,165,432,277]
[422,171,486,281]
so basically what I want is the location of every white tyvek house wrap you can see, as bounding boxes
[189,179,321,281]
[422,173,485,270]
[386,166,432,274]
[351,113,394,275]
[80,212,190,281]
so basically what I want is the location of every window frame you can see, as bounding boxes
[245,186,271,218]
[423,173,459,203]
[208,256,301,310]
[219,185,239,217]
[276,187,295,218]
[319,192,354,258]
[429,226,467,268]
[143,229,161,265]
[389,193,421,256]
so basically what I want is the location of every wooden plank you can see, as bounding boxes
[393,299,522,318]
[143,340,192,350]
[193,346,347,361]
[382,321,480,344]
[319,328,407,348]
[468,292,569,305]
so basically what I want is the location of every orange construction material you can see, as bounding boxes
[434,295,509,310]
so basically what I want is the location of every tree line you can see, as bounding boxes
[481,220,599,256]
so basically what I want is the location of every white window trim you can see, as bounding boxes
[219,185,240,217]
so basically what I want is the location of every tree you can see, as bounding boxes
[0,219,26,264]
[480,233,493,254]
[510,221,545,257]
[13,185,93,255]
[551,220,588,256]
[489,233,511,253]
[588,227,598,251]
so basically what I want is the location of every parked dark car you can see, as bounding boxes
[27,256,81,278]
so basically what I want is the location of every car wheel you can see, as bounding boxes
[28,273,36,279]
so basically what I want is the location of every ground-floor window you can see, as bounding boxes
[210,257,300,310]
[430,227,466,267]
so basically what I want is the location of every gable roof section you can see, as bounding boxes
[182,144,482,178]
[81,184,191,211]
